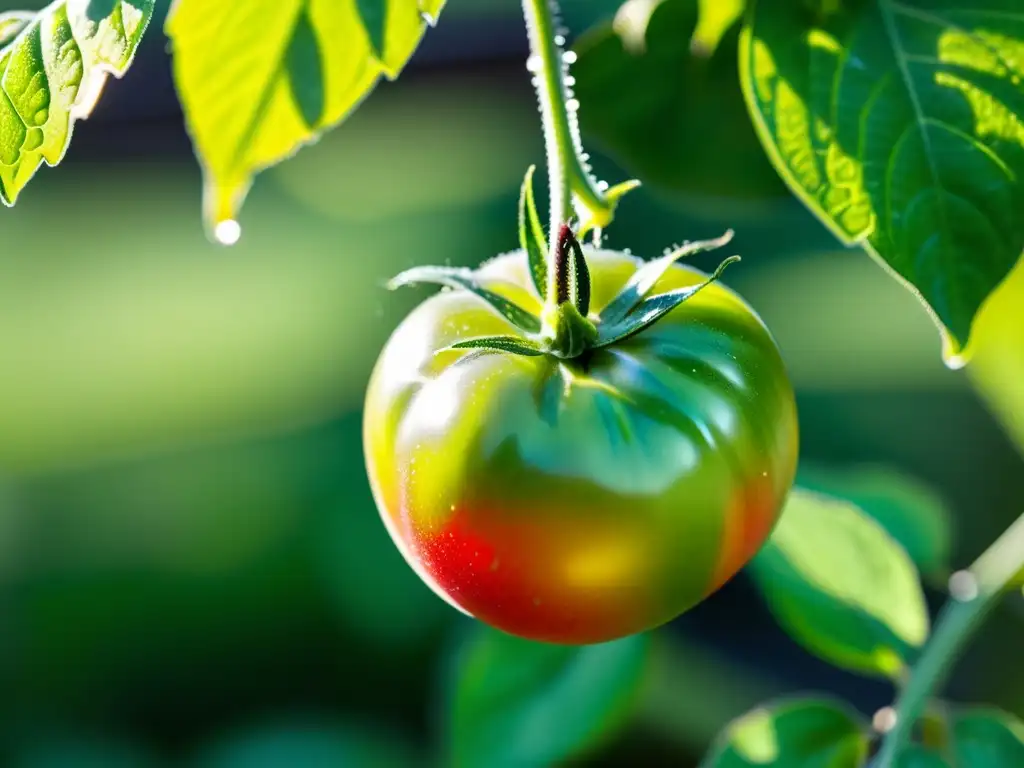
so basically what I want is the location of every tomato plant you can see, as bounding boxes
[1,0,1023,766]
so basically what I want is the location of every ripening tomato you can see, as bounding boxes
[364,242,797,645]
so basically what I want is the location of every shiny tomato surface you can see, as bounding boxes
[364,248,798,644]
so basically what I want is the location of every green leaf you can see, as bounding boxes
[599,229,735,325]
[969,258,1024,456]
[573,0,785,202]
[450,336,545,357]
[694,0,744,56]
[595,255,740,347]
[896,745,952,768]
[166,0,445,237]
[953,708,1024,767]
[0,0,155,205]
[750,488,929,678]
[446,627,649,768]
[702,698,869,767]
[519,164,548,298]
[388,265,542,334]
[0,11,32,48]
[740,0,1024,359]
[797,464,952,578]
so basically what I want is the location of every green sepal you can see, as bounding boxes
[552,224,593,317]
[519,164,548,298]
[576,178,641,238]
[600,230,734,324]
[449,336,545,357]
[567,230,591,317]
[542,302,598,359]
[595,256,740,347]
[0,11,32,47]
[388,265,542,333]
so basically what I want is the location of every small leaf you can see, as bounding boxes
[518,164,547,298]
[450,336,545,357]
[750,488,929,678]
[446,627,649,768]
[600,230,735,324]
[740,0,1024,358]
[0,0,155,206]
[389,266,541,333]
[702,698,869,767]
[953,708,1024,767]
[595,255,740,348]
[0,11,32,47]
[797,465,952,578]
[166,0,444,235]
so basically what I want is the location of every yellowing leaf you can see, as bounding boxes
[0,0,155,205]
[969,258,1024,454]
[166,0,446,237]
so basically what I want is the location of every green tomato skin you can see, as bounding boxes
[364,248,798,644]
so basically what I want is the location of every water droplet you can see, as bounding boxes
[564,75,576,87]
[949,570,978,601]
[554,34,566,46]
[563,50,578,64]
[873,707,897,733]
[944,352,967,370]
[214,219,241,246]
[526,55,542,73]
[567,98,581,112]
[597,180,609,192]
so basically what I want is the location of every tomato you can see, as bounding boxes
[364,246,798,644]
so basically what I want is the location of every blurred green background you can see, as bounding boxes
[0,0,1022,765]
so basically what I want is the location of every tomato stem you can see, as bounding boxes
[521,0,613,297]
[874,512,1024,766]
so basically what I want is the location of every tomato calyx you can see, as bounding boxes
[387,168,741,360]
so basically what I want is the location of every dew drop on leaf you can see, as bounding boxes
[214,219,242,246]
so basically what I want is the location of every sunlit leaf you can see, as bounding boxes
[969,258,1024,455]
[0,0,155,205]
[694,0,744,56]
[741,0,1024,359]
[750,488,929,678]
[446,627,649,767]
[574,0,785,202]
[166,0,445,236]
[702,698,869,767]
[0,11,31,47]
[797,464,952,577]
